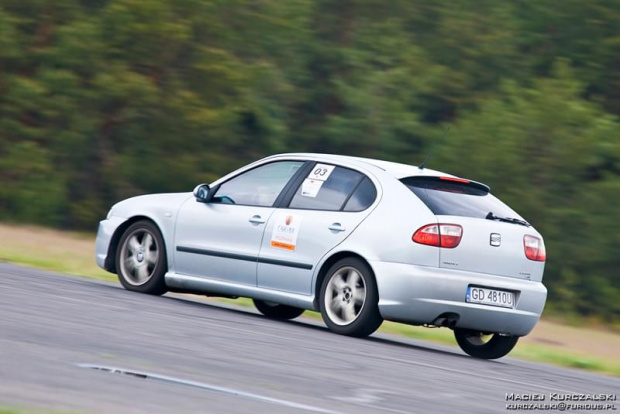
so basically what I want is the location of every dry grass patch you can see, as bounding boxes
[0,223,113,281]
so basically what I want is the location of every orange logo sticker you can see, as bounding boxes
[270,241,295,251]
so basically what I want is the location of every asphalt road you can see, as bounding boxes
[1,263,618,413]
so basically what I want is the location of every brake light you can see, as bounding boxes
[439,176,470,184]
[413,224,463,248]
[524,235,546,261]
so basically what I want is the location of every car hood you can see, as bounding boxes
[109,192,193,219]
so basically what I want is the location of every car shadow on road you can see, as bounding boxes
[161,292,491,363]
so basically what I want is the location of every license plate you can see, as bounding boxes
[466,286,515,308]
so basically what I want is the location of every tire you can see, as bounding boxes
[319,257,382,337]
[115,220,168,295]
[253,299,305,320]
[454,329,519,359]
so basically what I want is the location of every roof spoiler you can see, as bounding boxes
[405,176,491,193]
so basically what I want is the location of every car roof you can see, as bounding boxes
[267,153,455,180]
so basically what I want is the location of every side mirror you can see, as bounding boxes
[193,183,211,202]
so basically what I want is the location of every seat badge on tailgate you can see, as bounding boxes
[490,233,501,247]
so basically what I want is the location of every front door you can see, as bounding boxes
[174,161,305,285]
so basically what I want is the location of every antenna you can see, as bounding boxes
[419,126,451,170]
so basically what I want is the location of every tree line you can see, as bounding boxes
[0,0,618,323]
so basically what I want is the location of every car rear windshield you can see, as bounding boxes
[401,177,520,219]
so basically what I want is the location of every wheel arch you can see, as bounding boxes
[104,215,166,273]
[312,251,376,309]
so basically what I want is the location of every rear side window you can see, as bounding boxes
[344,178,377,212]
[401,177,520,219]
[289,165,368,211]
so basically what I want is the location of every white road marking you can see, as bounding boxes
[332,389,411,414]
[77,363,342,414]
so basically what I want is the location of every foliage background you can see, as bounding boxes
[0,0,618,323]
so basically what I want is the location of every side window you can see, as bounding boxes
[344,177,377,212]
[288,165,364,211]
[214,161,303,207]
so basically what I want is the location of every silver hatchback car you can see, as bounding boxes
[96,153,547,359]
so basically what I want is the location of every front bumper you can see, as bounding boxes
[95,216,128,271]
[371,261,547,337]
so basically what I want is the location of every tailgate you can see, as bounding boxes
[437,215,542,281]
[401,175,546,282]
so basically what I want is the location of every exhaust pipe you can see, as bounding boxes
[431,313,460,328]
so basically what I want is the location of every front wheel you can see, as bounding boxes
[454,329,519,359]
[253,300,304,320]
[319,258,382,337]
[115,220,168,295]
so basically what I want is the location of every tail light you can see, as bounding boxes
[524,235,546,261]
[413,224,463,248]
[439,176,470,184]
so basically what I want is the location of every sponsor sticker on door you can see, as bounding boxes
[270,214,303,251]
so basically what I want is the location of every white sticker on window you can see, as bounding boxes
[270,214,303,251]
[308,164,335,181]
[301,178,323,198]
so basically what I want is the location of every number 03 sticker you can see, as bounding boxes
[308,164,335,181]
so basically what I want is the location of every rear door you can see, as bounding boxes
[257,163,378,294]
[402,177,544,281]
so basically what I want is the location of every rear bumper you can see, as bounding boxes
[95,216,127,271]
[370,261,547,336]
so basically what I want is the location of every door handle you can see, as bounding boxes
[249,215,266,224]
[328,223,346,232]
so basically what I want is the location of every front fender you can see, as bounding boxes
[95,216,128,271]
[99,193,193,273]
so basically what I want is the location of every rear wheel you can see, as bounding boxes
[116,220,167,295]
[253,300,304,320]
[454,329,518,359]
[319,258,382,337]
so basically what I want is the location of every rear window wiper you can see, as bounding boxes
[486,212,530,227]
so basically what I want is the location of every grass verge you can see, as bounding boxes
[1,223,618,377]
